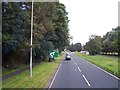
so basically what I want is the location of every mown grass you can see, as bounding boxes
[2,52,65,88]
[74,52,119,77]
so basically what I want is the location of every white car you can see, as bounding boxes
[65,52,71,60]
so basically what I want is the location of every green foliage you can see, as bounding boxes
[2,2,31,67]
[102,27,119,54]
[32,2,69,60]
[84,27,119,55]
[68,43,82,52]
[84,35,102,55]
[0,32,2,43]
[115,26,120,55]
[102,39,116,53]
[2,2,70,68]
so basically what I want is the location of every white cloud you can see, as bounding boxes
[59,0,119,45]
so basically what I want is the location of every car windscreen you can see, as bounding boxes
[66,52,71,56]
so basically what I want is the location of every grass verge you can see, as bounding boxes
[2,64,30,76]
[2,52,65,88]
[74,52,119,77]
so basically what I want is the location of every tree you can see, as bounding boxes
[67,43,82,52]
[2,2,70,68]
[84,35,102,55]
[102,39,116,53]
[32,2,70,58]
[101,27,119,54]
[114,26,120,55]
[2,2,31,67]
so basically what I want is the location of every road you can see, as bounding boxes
[48,53,119,89]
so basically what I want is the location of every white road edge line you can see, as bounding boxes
[85,60,120,80]
[77,67,81,72]
[48,61,62,89]
[82,74,91,86]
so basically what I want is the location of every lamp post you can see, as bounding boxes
[30,0,34,77]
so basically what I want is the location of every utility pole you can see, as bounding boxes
[30,0,34,77]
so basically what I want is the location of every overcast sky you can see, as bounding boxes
[59,0,119,45]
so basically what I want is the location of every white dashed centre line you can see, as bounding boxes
[82,74,91,86]
[77,67,81,72]
[75,63,77,66]
[73,59,91,87]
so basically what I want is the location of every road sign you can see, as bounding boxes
[53,50,58,58]
[49,50,58,58]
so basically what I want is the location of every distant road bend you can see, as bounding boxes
[48,53,119,89]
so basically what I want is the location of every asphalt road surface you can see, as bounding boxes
[49,53,119,89]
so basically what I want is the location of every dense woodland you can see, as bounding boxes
[2,2,70,68]
[84,27,120,55]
